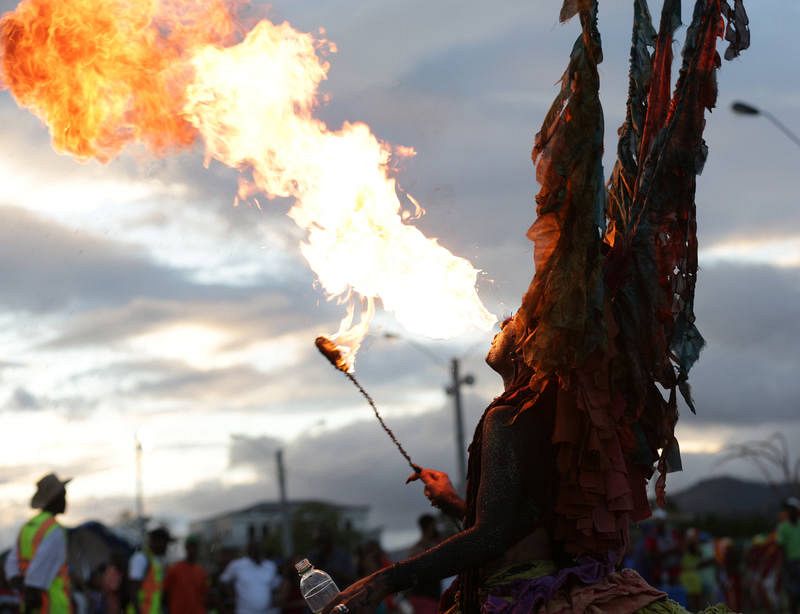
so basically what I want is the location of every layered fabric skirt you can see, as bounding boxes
[441,559,735,614]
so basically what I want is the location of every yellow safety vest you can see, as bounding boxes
[126,552,163,614]
[16,511,72,614]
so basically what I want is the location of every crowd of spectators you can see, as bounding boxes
[2,483,799,613]
[0,506,446,614]
[625,498,800,613]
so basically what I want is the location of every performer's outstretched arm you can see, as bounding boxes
[324,404,535,613]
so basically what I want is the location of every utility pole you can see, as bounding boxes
[446,358,475,493]
[134,434,146,544]
[275,449,294,557]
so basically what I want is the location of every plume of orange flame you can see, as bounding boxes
[0,0,496,369]
[0,0,236,160]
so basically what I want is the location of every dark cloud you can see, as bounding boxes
[101,344,450,416]
[686,344,800,425]
[132,363,274,403]
[81,357,319,410]
[52,309,488,418]
[0,206,246,313]
[696,263,800,361]
[686,263,800,424]
[45,290,327,349]
[3,385,96,416]
[119,149,300,241]
[216,391,491,533]
[7,386,40,411]
[0,205,344,357]
[228,434,284,468]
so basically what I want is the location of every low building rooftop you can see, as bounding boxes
[194,499,369,524]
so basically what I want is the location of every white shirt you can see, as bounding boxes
[219,557,280,614]
[128,551,165,581]
[3,522,67,590]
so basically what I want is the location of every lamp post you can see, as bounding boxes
[731,101,800,150]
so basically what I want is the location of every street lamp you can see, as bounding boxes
[731,101,800,149]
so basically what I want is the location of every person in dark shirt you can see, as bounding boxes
[406,515,442,614]
[310,528,355,589]
[275,557,307,614]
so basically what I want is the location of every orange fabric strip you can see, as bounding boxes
[32,517,57,551]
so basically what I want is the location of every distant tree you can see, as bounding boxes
[290,502,366,556]
[718,432,800,498]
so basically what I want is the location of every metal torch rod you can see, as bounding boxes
[342,369,419,472]
[315,336,420,473]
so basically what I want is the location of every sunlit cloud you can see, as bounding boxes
[129,323,231,370]
[0,134,299,289]
[700,236,800,268]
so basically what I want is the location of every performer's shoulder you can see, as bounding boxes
[483,403,517,426]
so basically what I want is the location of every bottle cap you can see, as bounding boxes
[294,558,312,574]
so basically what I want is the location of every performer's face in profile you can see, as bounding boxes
[486,315,517,381]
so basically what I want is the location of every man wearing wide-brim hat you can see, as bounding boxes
[2,472,72,613]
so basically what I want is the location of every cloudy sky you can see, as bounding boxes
[1,0,799,551]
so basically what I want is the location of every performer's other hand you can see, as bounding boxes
[406,467,459,510]
[321,572,388,614]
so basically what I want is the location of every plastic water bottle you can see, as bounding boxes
[296,558,340,613]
